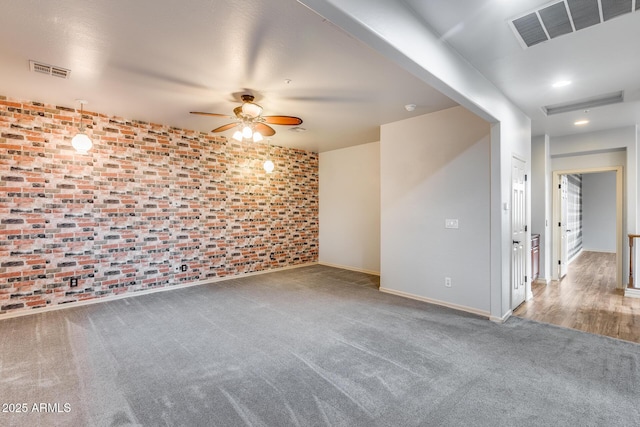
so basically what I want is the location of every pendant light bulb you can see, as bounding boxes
[242,125,253,139]
[232,130,243,141]
[264,137,274,173]
[252,131,263,143]
[72,101,93,154]
[72,133,93,154]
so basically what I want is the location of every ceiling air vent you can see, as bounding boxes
[29,60,71,79]
[539,2,573,39]
[567,0,600,31]
[512,13,548,47]
[601,0,633,21]
[510,0,637,48]
[542,90,624,116]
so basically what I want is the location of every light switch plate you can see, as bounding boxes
[445,219,459,229]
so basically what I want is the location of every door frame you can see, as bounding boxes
[557,174,569,279]
[552,166,623,288]
[511,155,528,309]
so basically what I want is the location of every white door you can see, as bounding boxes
[511,157,526,309]
[559,175,569,278]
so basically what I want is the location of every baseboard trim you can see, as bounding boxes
[490,310,512,324]
[0,262,318,321]
[318,261,380,276]
[624,287,640,299]
[534,277,551,285]
[379,287,490,318]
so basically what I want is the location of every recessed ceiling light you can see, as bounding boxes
[289,127,307,132]
[552,80,572,88]
[574,120,589,126]
[404,104,416,112]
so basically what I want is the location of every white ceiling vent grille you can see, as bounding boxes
[539,2,573,39]
[602,0,633,21]
[29,60,71,79]
[510,0,637,48]
[567,0,601,30]
[542,90,624,115]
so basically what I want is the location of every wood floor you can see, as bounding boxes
[514,251,640,343]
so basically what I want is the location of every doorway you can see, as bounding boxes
[552,167,623,287]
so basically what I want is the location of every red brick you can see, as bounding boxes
[0,94,318,316]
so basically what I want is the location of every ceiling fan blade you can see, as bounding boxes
[263,116,303,126]
[190,111,233,118]
[255,123,276,136]
[212,123,239,133]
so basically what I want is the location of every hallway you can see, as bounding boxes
[514,251,640,343]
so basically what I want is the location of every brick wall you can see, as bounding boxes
[0,96,318,315]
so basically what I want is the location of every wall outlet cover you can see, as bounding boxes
[445,219,459,229]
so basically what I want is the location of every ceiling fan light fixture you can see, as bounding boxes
[241,102,263,118]
[242,125,253,139]
[190,94,301,142]
[232,130,243,141]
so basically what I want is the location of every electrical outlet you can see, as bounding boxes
[445,219,459,229]
[181,264,187,272]
[445,277,452,288]
[70,277,78,287]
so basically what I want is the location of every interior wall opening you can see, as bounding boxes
[552,167,623,288]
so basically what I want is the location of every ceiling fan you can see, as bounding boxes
[190,94,303,142]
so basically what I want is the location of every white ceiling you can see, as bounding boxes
[404,0,640,138]
[1,0,638,152]
[0,0,456,153]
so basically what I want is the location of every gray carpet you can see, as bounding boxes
[1,265,639,427]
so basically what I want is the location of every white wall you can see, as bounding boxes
[319,142,380,274]
[551,149,626,171]
[380,106,491,315]
[531,135,552,282]
[300,0,531,320]
[582,172,616,253]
